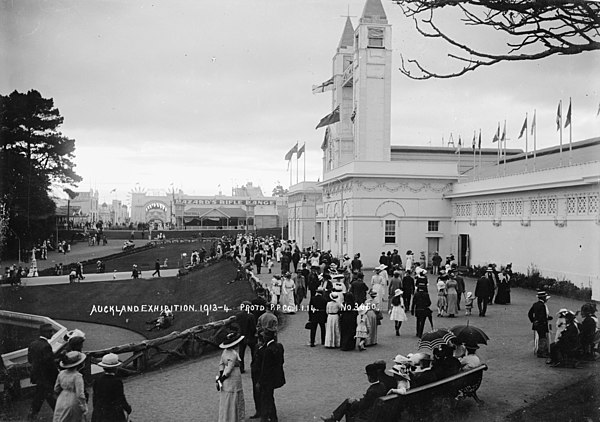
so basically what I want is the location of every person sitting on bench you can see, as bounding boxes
[547,310,580,367]
[321,363,387,422]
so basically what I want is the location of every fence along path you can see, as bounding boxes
[123,272,598,422]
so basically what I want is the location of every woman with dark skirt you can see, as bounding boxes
[339,293,358,351]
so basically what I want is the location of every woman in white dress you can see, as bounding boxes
[390,289,408,336]
[324,293,341,348]
[370,268,386,309]
[53,351,87,422]
[216,333,245,422]
[280,273,296,313]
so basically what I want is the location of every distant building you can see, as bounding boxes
[130,183,287,231]
[289,0,600,299]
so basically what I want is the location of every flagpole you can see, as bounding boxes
[503,120,507,176]
[496,123,500,176]
[525,112,529,171]
[303,144,306,182]
[559,99,563,166]
[569,97,572,166]
[296,142,299,185]
[472,131,476,181]
[478,129,482,179]
[533,109,537,171]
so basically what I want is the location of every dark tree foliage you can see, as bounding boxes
[272,184,289,197]
[0,90,82,254]
[394,0,600,79]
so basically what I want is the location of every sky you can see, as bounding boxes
[2,0,599,206]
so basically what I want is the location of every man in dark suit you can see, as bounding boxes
[308,288,327,346]
[27,323,58,420]
[322,363,388,422]
[250,337,266,419]
[528,290,553,358]
[237,303,257,374]
[474,268,494,317]
[349,274,369,306]
[258,328,285,422]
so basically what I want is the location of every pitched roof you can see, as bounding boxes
[338,17,355,49]
[360,0,387,24]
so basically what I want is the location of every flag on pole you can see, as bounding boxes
[297,143,305,159]
[471,131,476,150]
[478,130,482,150]
[285,143,298,161]
[110,188,116,193]
[315,105,340,129]
[501,122,506,142]
[518,116,527,139]
[564,99,572,128]
[531,111,536,135]
[312,77,334,94]
[350,108,356,123]
[597,102,600,117]
[556,101,562,131]
[454,136,462,154]
[492,123,500,143]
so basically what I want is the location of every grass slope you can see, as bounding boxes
[1,259,253,340]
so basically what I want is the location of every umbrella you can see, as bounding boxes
[418,329,456,353]
[449,325,490,346]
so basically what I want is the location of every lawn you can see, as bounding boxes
[1,258,254,340]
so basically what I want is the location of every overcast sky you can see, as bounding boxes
[2,0,599,205]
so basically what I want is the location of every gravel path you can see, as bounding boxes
[121,273,598,422]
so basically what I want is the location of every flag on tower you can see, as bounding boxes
[531,111,536,135]
[297,143,305,159]
[315,105,340,129]
[478,130,482,150]
[455,136,462,154]
[472,131,476,150]
[597,102,600,116]
[312,77,334,94]
[110,188,116,193]
[492,123,500,143]
[518,116,527,139]
[284,143,298,161]
[501,122,506,142]
[556,101,562,131]
[564,99,572,128]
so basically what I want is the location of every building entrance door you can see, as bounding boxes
[458,234,470,267]
[427,238,439,270]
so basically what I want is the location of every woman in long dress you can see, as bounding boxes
[445,277,458,317]
[364,292,379,346]
[53,351,87,422]
[389,289,407,336]
[370,269,386,310]
[216,333,245,422]
[280,274,296,313]
[340,293,358,351]
[324,293,341,348]
[436,275,448,317]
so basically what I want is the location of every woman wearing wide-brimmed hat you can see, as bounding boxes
[324,293,342,348]
[53,351,87,422]
[216,332,246,422]
[390,289,407,336]
[91,353,131,422]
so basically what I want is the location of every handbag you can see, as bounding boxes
[305,321,316,330]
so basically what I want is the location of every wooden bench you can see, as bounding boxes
[372,365,488,422]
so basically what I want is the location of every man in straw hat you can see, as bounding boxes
[321,363,387,422]
[528,290,553,358]
[27,323,58,420]
[93,353,132,422]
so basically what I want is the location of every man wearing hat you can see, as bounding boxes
[547,311,579,367]
[411,285,432,338]
[257,328,285,422]
[372,360,397,392]
[475,268,494,317]
[528,290,553,358]
[459,344,482,370]
[349,273,369,306]
[27,323,58,420]
[93,353,132,422]
[308,287,328,347]
[321,363,387,422]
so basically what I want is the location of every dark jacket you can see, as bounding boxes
[528,300,551,334]
[350,381,388,420]
[27,337,58,385]
[349,280,369,305]
[401,275,415,295]
[259,340,285,389]
[309,294,328,323]
[92,373,131,422]
[411,291,431,316]
[475,276,493,298]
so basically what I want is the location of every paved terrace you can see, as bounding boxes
[7,253,597,421]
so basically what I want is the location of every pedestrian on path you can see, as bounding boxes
[152,259,161,277]
[53,351,87,422]
[92,353,132,422]
[216,333,246,422]
[27,323,58,420]
[257,328,285,422]
[475,267,495,317]
[528,290,553,358]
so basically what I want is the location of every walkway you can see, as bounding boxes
[122,272,598,421]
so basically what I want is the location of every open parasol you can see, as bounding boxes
[449,324,490,346]
[417,328,456,353]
